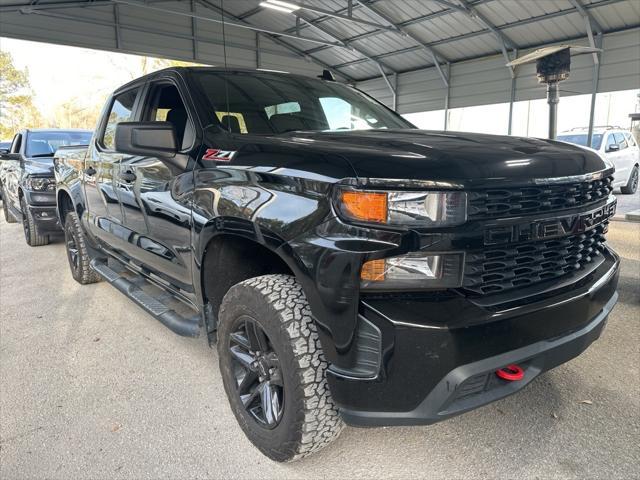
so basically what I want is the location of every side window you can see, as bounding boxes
[10,134,22,154]
[143,83,194,150]
[614,133,628,149]
[102,88,139,150]
[605,134,617,151]
[624,132,637,147]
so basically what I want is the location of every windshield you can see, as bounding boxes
[192,71,413,134]
[26,131,93,157]
[557,133,603,150]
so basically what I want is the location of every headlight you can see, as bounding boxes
[360,252,463,290]
[336,188,467,227]
[25,177,55,191]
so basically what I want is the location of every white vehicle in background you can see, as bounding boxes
[558,126,639,194]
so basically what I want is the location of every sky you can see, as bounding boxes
[1,37,156,118]
[1,37,639,138]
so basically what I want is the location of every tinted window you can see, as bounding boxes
[143,83,194,150]
[557,133,603,150]
[614,133,628,149]
[624,132,637,147]
[193,71,412,134]
[26,131,92,157]
[102,88,139,150]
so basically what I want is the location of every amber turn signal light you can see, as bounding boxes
[340,191,388,223]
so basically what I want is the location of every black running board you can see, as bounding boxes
[90,258,201,337]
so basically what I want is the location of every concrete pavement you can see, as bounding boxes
[1,210,638,479]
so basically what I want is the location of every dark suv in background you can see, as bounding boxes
[0,128,92,245]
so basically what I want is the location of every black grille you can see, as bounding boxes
[468,176,613,219]
[463,223,608,295]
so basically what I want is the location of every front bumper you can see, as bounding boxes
[22,190,60,233]
[330,250,620,427]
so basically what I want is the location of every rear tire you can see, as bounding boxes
[64,210,101,284]
[217,274,344,462]
[20,196,49,246]
[620,165,638,194]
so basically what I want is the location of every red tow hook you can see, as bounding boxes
[496,364,524,381]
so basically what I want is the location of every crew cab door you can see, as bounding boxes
[84,86,142,247]
[114,77,196,292]
[1,133,23,212]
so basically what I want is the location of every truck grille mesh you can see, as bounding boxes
[468,176,613,219]
[462,223,608,295]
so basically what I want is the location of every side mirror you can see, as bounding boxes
[607,143,620,152]
[115,122,178,158]
[115,121,187,171]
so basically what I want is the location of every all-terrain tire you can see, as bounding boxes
[1,186,17,224]
[217,274,344,462]
[20,196,49,246]
[620,165,639,194]
[64,210,101,284]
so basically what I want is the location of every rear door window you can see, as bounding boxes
[624,132,637,147]
[101,88,140,150]
[614,133,628,149]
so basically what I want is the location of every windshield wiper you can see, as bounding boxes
[29,153,54,158]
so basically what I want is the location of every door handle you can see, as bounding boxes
[85,166,97,176]
[120,170,136,183]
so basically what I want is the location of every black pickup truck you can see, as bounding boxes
[54,67,619,462]
[0,128,92,245]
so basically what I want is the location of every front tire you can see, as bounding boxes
[1,186,17,224]
[620,165,638,194]
[64,210,101,284]
[218,274,344,462]
[20,196,49,246]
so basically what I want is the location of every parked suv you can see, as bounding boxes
[0,129,92,245]
[55,68,619,462]
[558,126,639,194]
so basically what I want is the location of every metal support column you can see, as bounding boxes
[547,82,560,140]
[587,33,603,147]
[444,63,451,130]
[508,50,518,135]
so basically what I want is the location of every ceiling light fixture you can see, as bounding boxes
[260,0,300,13]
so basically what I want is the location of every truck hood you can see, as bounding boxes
[23,157,55,177]
[281,129,612,186]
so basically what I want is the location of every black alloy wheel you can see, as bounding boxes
[228,316,284,429]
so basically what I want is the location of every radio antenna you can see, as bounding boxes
[221,0,231,132]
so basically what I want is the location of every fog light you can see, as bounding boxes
[360,252,463,291]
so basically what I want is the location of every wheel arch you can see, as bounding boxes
[199,229,297,320]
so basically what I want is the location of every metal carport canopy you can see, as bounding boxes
[1,0,639,118]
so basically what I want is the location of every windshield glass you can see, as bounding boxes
[26,131,92,157]
[192,71,413,134]
[557,133,603,150]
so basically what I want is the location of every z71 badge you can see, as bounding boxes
[484,199,616,246]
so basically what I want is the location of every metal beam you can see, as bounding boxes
[260,0,397,32]
[197,0,356,81]
[106,0,346,48]
[294,11,398,76]
[569,0,604,34]
[330,0,627,73]
[454,0,517,76]
[354,0,449,86]
[191,0,198,60]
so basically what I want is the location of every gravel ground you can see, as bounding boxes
[1,210,638,480]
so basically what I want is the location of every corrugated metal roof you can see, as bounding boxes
[0,0,638,83]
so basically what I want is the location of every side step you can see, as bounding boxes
[90,258,201,338]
